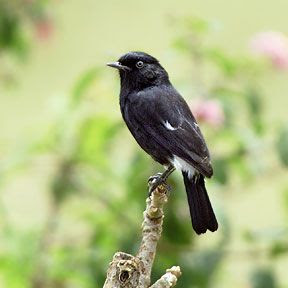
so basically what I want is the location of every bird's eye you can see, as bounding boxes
[136,61,144,69]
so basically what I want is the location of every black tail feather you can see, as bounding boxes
[182,172,218,234]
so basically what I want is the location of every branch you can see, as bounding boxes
[150,267,182,288]
[103,182,181,288]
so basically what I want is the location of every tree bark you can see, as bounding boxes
[103,182,181,288]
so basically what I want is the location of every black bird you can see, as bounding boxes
[107,51,218,234]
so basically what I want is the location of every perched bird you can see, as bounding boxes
[107,52,218,234]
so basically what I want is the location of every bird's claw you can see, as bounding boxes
[148,173,166,196]
[148,172,163,184]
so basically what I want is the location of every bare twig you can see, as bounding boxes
[150,266,182,288]
[103,182,181,288]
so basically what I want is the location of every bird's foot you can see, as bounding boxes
[148,173,170,196]
[148,172,163,184]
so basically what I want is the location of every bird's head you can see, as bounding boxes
[107,51,169,91]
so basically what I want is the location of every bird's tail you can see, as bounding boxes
[182,171,218,234]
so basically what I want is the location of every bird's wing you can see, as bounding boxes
[128,86,213,177]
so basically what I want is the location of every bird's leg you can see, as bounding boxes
[148,165,175,183]
[161,164,176,181]
[148,164,175,195]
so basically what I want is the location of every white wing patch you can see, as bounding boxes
[164,120,177,131]
[171,155,195,179]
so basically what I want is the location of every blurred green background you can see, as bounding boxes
[1,0,288,287]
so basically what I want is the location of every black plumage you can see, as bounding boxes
[107,51,218,234]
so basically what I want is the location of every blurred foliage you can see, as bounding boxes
[1,11,288,288]
[276,125,288,167]
[250,267,278,288]
[0,0,52,84]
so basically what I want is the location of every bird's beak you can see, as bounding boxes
[106,61,131,71]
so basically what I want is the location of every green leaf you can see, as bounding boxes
[179,250,224,288]
[125,152,151,201]
[0,230,39,288]
[74,116,122,167]
[162,199,192,245]
[184,16,210,34]
[276,126,288,167]
[246,88,262,115]
[206,48,238,76]
[245,88,264,134]
[51,160,76,204]
[269,241,288,258]
[0,5,28,58]
[212,157,229,184]
[250,267,277,288]
[242,229,257,243]
[71,67,101,107]
[172,37,192,53]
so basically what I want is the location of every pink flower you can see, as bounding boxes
[190,99,225,127]
[250,31,288,69]
[34,19,53,40]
